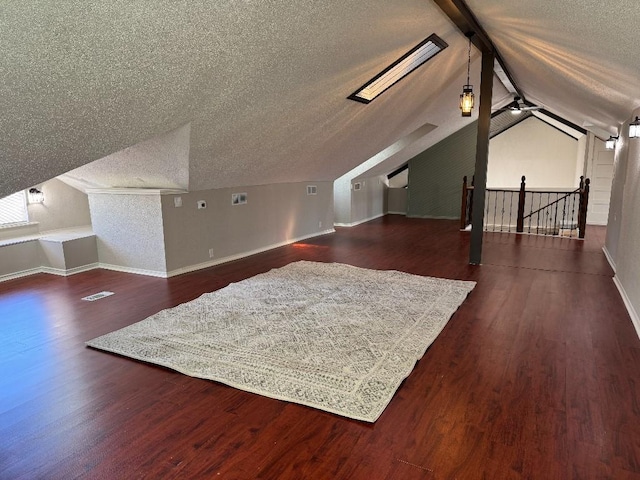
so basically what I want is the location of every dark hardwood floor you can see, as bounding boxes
[1,216,638,479]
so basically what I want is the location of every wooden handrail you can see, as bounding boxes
[461,174,591,238]
[522,187,580,220]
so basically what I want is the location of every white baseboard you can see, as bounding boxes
[1,229,337,282]
[166,229,336,278]
[612,275,640,340]
[334,213,385,227]
[99,263,169,278]
[41,263,100,277]
[405,214,459,220]
[0,267,43,283]
[0,263,100,283]
[386,211,407,215]
[602,246,616,273]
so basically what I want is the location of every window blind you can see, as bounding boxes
[0,191,29,225]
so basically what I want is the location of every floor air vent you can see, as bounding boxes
[82,291,115,302]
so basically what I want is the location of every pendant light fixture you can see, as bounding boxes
[629,116,640,139]
[459,32,475,117]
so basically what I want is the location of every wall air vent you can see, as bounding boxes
[348,34,448,104]
[232,193,247,205]
[82,291,115,302]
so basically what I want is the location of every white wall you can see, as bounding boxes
[488,117,581,189]
[88,191,168,275]
[61,124,190,191]
[605,107,640,336]
[584,135,615,225]
[28,178,92,232]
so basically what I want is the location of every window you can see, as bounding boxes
[0,191,29,226]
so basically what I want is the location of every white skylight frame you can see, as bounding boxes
[348,34,448,104]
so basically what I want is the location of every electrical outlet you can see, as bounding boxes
[197,200,206,209]
[319,221,322,228]
[208,248,214,258]
[174,196,182,208]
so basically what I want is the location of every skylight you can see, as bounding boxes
[348,34,448,104]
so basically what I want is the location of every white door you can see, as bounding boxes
[586,142,614,225]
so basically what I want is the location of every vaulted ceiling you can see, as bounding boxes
[1,1,638,198]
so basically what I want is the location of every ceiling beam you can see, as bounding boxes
[433,0,525,100]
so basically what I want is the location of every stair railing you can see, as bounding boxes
[461,175,591,238]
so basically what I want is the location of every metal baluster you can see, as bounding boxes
[562,195,568,237]
[528,192,533,233]
[493,192,498,232]
[500,191,506,232]
[553,193,562,235]
[536,193,541,234]
[546,192,551,235]
[485,189,490,231]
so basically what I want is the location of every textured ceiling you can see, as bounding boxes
[1,1,638,198]
[467,0,640,136]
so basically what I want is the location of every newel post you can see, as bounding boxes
[578,177,590,239]
[461,176,469,230]
[516,176,526,233]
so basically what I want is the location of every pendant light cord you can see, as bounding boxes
[466,37,471,85]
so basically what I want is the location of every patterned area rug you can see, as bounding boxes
[86,261,475,422]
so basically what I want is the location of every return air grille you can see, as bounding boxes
[82,291,115,302]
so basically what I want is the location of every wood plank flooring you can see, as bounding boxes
[1,216,638,479]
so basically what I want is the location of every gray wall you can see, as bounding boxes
[334,176,387,226]
[350,177,387,226]
[19,181,333,278]
[333,177,352,225]
[27,178,92,232]
[387,188,407,214]
[39,236,98,271]
[407,121,477,219]
[161,181,334,273]
[605,107,640,328]
[0,241,41,277]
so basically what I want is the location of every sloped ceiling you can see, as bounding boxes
[1,1,638,199]
[467,0,640,135]
[0,0,472,197]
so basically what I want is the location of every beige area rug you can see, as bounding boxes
[86,261,475,422]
